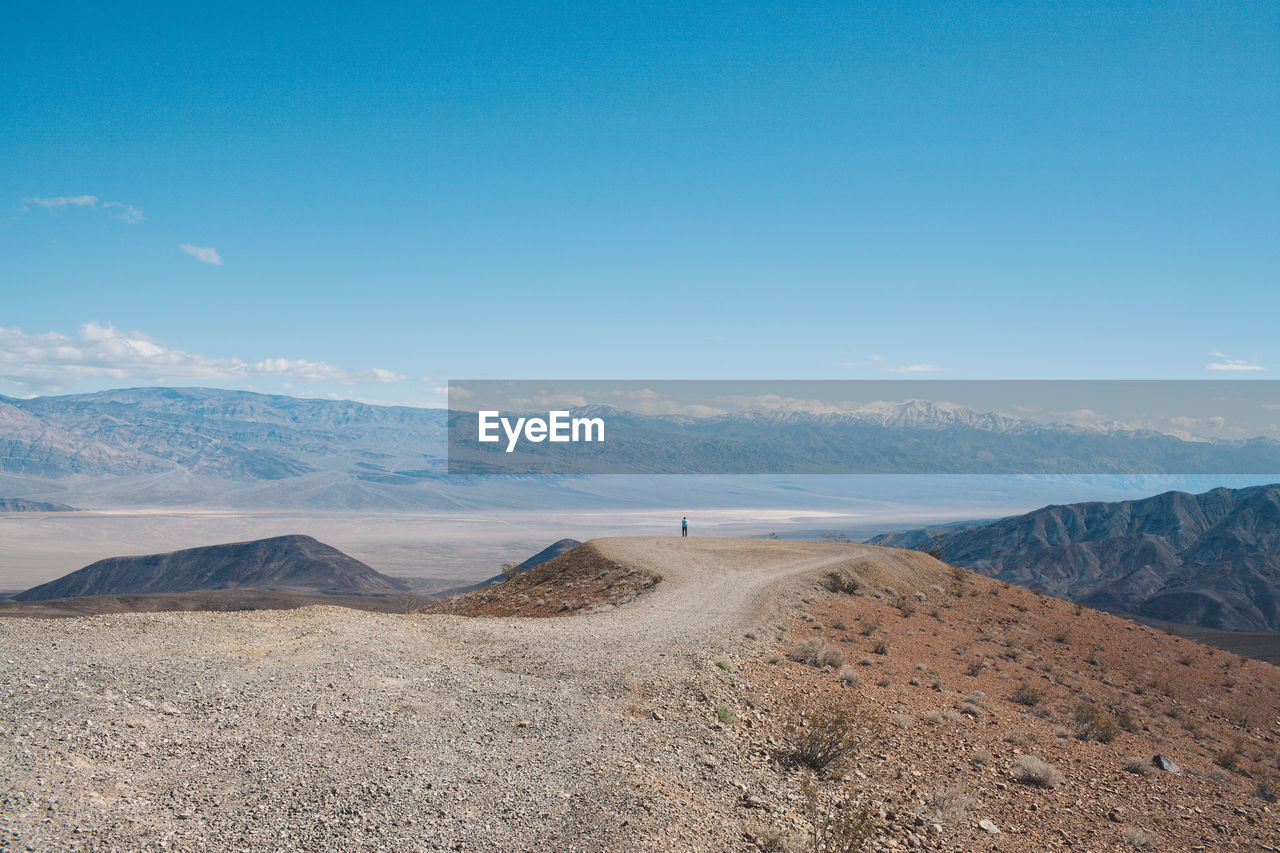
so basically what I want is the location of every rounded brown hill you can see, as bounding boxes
[14,534,406,601]
[426,539,661,617]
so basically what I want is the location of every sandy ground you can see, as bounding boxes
[0,538,877,851]
[6,538,1275,851]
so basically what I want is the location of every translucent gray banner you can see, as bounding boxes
[446,380,1280,475]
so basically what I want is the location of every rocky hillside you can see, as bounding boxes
[425,540,660,617]
[517,538,582,570]
[14,534,406,601]
[869,484,1280,631]
[746,548,1280,851]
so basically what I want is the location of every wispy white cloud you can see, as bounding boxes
[179,243,222,266]
[836,354,888,368]
[0,322,406,392]
[27,195,99,209]
[888,363,940,373]
[1206,357,1265,372]
[24,194,144,222]
[102,201,145,223]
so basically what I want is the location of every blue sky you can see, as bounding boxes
[2,1,1276,405]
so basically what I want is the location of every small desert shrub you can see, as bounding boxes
[715,659,733,672]
[837,666,862,688]
[822,571,861,595]
[1122,755,1152,776]
[889,712,914,729]
[500,562,522,581]
[1255,775,1280,803]
[788,639,843,669]
[1010,683,1045,707]
[971,748,993,766]
[858,616,882,636]
[819,645,845,668]
[1116,707,1141,733]
[743,823,790,852]
[1051,627,1070,644]
[1213,748,1241,772]
[920,783,974,828]
[1013,755,1064,789]
[1124,827,1156,850]
[801,777,877,853]
[1002,730,1038,749]
[926,708,962,724]
[782,702,863,774]
[1073,703,1119,743]
[872,638,890,656]
[894,597,916,618]
[965,659,987,677]
[914,537,946,560]
[715,704,738,724]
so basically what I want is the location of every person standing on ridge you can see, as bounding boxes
[681,517,688,537]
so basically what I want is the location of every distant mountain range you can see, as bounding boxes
[0,386,445,479]
[0,498,77,512]
[868,484,1280,631]
[14,534,407,601]
[3,387,1279,509]
[449,400,1280,474]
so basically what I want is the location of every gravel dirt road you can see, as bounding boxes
[1,537,883,851]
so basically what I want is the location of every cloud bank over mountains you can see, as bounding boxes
[0,322,407,393]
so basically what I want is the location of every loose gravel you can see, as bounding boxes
[1,538,873,851]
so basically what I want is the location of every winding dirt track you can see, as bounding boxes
[0,538,928,851]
